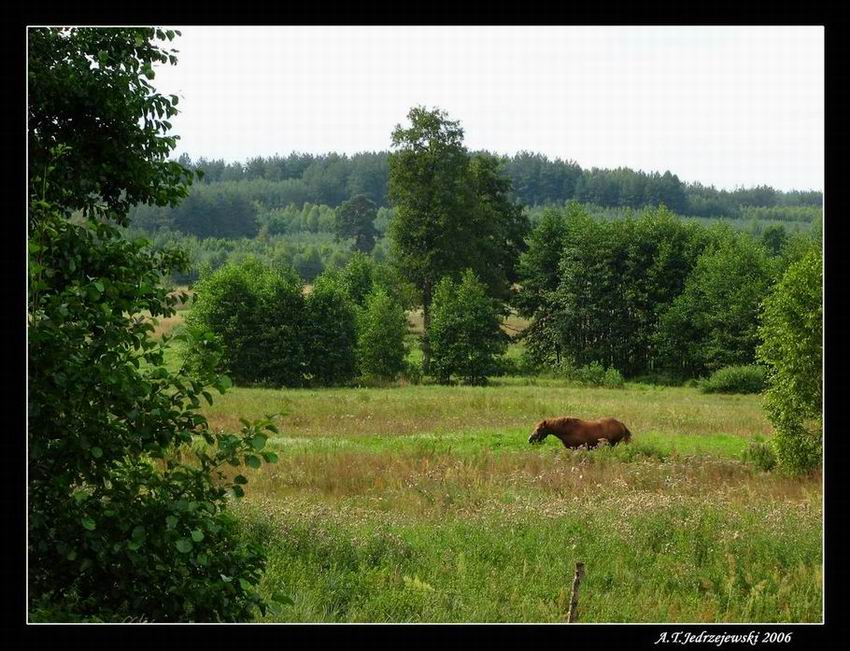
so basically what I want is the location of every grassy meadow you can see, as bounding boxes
[149,307,822,623]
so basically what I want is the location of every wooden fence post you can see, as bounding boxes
[567,561,585,623]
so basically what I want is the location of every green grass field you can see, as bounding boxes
[147,312,822,623]
[197,379,821,623]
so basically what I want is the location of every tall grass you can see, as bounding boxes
[192,378,822,622]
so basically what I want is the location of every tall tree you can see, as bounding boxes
[387,107,528,371]
[466,152,530,301]
[335,194,379,253]
[387,106,473,371]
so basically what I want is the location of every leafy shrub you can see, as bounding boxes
[429,270,508,385]
[570,361,624,388]
[517,348,544,375]
[603,367,626,388]
[756,248,822,473]
[402,359,423,385]
[700,364,768,394]
[334,250,376,306]
[304,275,358,386]
[742,440,777,472]
[356,288,408,381]
[186,258,308,387]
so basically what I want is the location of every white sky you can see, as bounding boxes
[153,26,824,191]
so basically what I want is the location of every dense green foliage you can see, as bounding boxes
[130,183,260,238]
[387,106,474,371]
[304,277,359,386]
[328,251,378,307]
[130,151,821,236]
[28,28,194,221]
[355,288,409,381]
[515,203,819,384]
[137,228,363,285]
[657,232,778,377]
[388,107,528,370]
[187,260,361,388]
[567,361,626,389]
[429,270,508,385]
[188,257,412,388]
[186,259,307,387]
[336,194,379,253]
[519,205,710,377]
[28,27,276,621]
[700,365,769,394]
[757,249,823,473]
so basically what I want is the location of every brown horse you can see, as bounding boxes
[528,417,632,449]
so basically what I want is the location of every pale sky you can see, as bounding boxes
[152,26,824,192]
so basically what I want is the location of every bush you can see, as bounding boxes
[570,361,625,388]
[757,248,822,473]
[517,348,544,376]
[429,270,508,385]
[356,288,408,381]
[402,359,424,385]
[742,440,777,472]
[489,354,521,377]
[186,258,308,387]
[700,365,768,394]
[304,275,358,386]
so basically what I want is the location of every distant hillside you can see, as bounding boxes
[129,151,822,239]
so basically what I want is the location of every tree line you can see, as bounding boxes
[515,203,819,381]
[151,149,821,222]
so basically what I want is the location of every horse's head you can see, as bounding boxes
[528,420,550,444]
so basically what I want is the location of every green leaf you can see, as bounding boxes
[261,451,279,464]
[131,525,146,540]
[72,489,89,503]
[232,485,245,498]
[166,515,178,529]
[190,529,204,542]
[250,434,267,451]
[234,474,249,485]
[81,517,96,531]
[91,446,103,459]
[245,455,261,470]
[175,538,193,553]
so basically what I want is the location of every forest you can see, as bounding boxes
[129,150,821,236]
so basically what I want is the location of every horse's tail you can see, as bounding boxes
[622,424,632,443]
